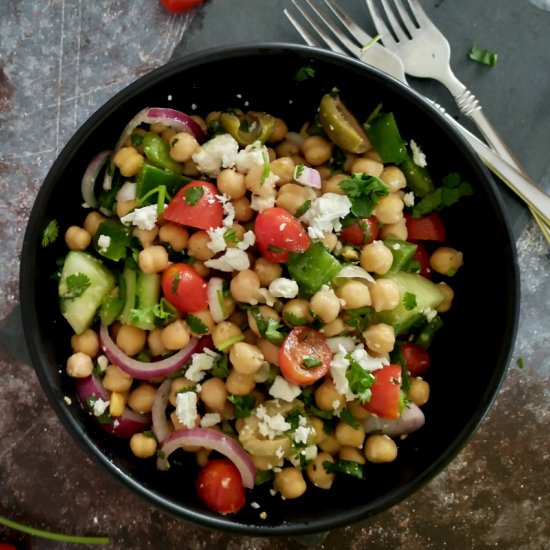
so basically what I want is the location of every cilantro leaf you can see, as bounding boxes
[62,273,91,299]
[283,311,308,327]
[344,307,373,332]
[211,353,230,379]
[186,314,209,335]
[298,386,333,420]
[184,186,204,205]
[403,291,417,311]
[302,355,322,369]
[251,307,288,345]
[468,44,498,67]
[345,354,375,403]
[228,394,257,418]
[41,220,59,247]
[339,408,359,429]
[130,300,176,327]
[339,174,389,217]
[295,66,316,82]
[323,459,365,480]
[295,199,312,218]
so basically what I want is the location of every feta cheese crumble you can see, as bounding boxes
[185,349,220,382]
[410,139,427,167]
[97,234,111,253]
[192,134,240,177]
[268,278,299,299]
[268,376,302,402]
[204,247,250,272]
[255,402,292,439]
[299,193,352,238]
[403,191,415,207]
[120,205,159,230]
[175,391,198,428]
[92,398,109,417]
[200,412,221,428]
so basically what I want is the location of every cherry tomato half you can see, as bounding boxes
[405,212,446,241]
[159,0,204,14]
[279,326,332,385]
[163,181,224,231]
[363,364,402,419]
[196,458,246,514]
[0,544,17,550]
[411,240,431,278]
[254,207,310,263]
[339,216,379,246]
[161,263,208,313]
[400,342,431,376]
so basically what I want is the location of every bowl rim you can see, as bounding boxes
[19,42,520,536]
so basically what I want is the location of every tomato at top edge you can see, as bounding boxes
[254,207,310,263]
[279,326,332,385]
[159,0,205,14]
[163,181,224,231]
[161,263,208,313]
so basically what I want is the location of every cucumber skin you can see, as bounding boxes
[375,272,445,335]
[59,251,115,335]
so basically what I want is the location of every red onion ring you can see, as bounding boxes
[151,378,173,444]
[75,375,150,438]
[99,323,199,380]
[81,150,111,208]
[157,428,256,489]
[102,107,205,190]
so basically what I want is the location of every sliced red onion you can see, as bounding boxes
[294,164,321,189]
[157,428,256,489]
[75,375,150,438]
[151,378,173,444]
[102,107,205,190]
[334,265,375,283]
[99,323,199,380]
[284,131,304,147]
[81,150,111,208]
[207,277,227,323]
[116,181,137,202]
[362,403,425,437]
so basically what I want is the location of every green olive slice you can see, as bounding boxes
[219,111,275,146]
[318,94,371,153]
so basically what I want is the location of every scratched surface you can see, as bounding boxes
[1,1,549,549]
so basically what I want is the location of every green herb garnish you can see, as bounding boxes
[283,311,308,327]
[345,354,375,404]
[184,186,204,205]
[41,219,59,247]
[339,407,359,429]
[468,44,498,67]
[228,394,257,418]
[62,273,91,299]
[211,353,230,378]
[186,314,209,335]
[295,66,316,82]
[323,459,365,479]
[517,357,525,369]
[302,355,322,369]
[339,174,390,217]
[295,199,312,218]
[403,291,417,311]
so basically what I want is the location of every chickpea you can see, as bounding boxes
[276,183,311,215]
[70,328,99,357]
[320,318,347,337]
[379,218,408,241]
[315,378,346,412]
[408,377,430,406]
[161,127,177,143]
[133,225,159,248]
[380,165,407,192]
[275,139,300,158]
[169,377,195,406]
[115,199,137,219]
[196,448,212,467]
[309,417,326,444]
[348,400,370,420]
[267,117,288,143]
[130,432,158,458]
[230,269,260,305]
[369,279,401,312]
[282,299,313,327]
[159,222,189,252]
[320,232,338,252]
[301,135,333,166]
[113,146,144,177]
[205,110,221,126]
[138,245,169,274]
[251,454,284,471]
[211,321,243,350]
[192,259,210,278]
[116,324,146,356]
[350,157,383,177]
[200,377,228,412]
[318,433,341,454]
[83,211,107,236]
[256,338,280,367]
[360,240,393,275]
[187,230,215,261]
[310,287,341,324]
[161,320,191,351]
[64,226,92,251]
[232,196,254,222]
[217,168,246,199]
[274,467,307,499]
[336,280,372,310]
[339,446,366,464]
[109,391,126,417]
[436,282,454,313]
[229,342,265,375]
[335,421,366,448]
[224,224,245,249]
[169,132,200,162]
[244,165,273,196]
[254,257,283,287]
[374,194,405,225]
[225,369,256,396]
[127,383,156,414]
[102,364,133,392]
[363,323,395,355]
[66,352,93,378]
[149,122,166,134]
[182,159,200,177]
[247,306,280,338]
[364,434,398,463]
[430,247,464,276]
[269,157,295,185]
[306,452,335,489]
[321,173,347,196]
[365,149,383,162]
[148,328,167,357]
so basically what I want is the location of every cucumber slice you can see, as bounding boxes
[59,251,115,334]
[375,272,445,335]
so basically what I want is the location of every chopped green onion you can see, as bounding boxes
[361,34,381,52]
[468,44,498,67]
[216,334,245,351]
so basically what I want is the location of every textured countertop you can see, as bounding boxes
[0,1,549,548]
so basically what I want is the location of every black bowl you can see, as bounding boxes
[19,43,519,535]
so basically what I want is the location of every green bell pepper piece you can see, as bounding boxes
[287,242,342,296]
[142,132,183,175]
[93,219,132,261]
[364,111,408,164]
[136,162,191,205]
[399,154,435,197]
[383,238,418,273]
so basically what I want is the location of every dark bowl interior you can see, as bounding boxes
[19,44,519,535]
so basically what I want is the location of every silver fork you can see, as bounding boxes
[284,0,550,241]
[365,0,523,170]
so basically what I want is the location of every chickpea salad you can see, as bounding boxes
[49,88,472,515]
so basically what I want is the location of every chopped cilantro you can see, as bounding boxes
[41,219,59,247]
[323,459,365,480]
[295,66,316,82]
[184,186,204,205]
[217,288,228,318]
[517,357,525,369]
[186,313,209,335]
[260,150,271,186]
[216,334,245,351]
[223,229,239,244]
[344,307,373,332]
[302,355,322,369]
[283,311,308,327]
[130,301,174,327]
[156,449,166,460]
[298,387,333,420]
[339,174,389,217]
[177,385,197,394]
[295,199,312,218]
[142,430,157,439]
[295,164,305,179]
[339,408,359,429]
[403,291,417,311]
[468,44,498,67]
[62,273,91,299]
[250,307,287,345]
[228,394,257,418]
[345,354,375,403]
[85,396,113,425]
[211,353,230,379]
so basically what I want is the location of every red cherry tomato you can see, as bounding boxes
[254,207,310,263]
[159,0,204,14]
[405,212,446,241]
[196,458,246,514]
[161,263,208,313]
[411,241,431,278]
[339,216,379,246]
[0,544,17,550]
[279,326,332,385]
[400,342,431,376]
[363,364,402,419]
[163,181,224,230]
